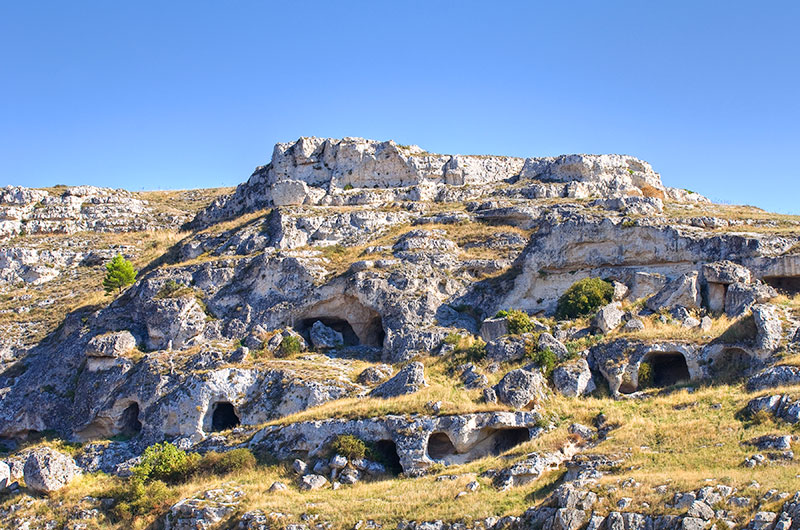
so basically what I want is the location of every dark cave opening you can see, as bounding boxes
[764,276,800,295]
[372,439,403,475]
[120,402,142,437]
[491,427,531,455]
[211,402,240,432]
[427,432,457,460]
[647,352,691,388]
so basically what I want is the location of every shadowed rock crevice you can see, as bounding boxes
[427,432,457,460]
[210,402,240,432]
[645,352,691,388]
[119,402,142,438]
[373,439,402,475]
[763,275,800,294]
[298,296,385,348]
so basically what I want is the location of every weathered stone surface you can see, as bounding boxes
[726,282,777,317]
[494,369,548,409]
[646,272,702,312]
[164,487,245,530]
[552,359,596,397]
[703,260,752,285]
[486,334,532,363]
[309,321,344,349]
[747,366,800,391]
[592,303,624,334]
[357,364,393,385]
[747,394,800,424]
[480,317,509,342]
[538,332,570,359]
[0,461,9,491]
[752,304,782,351]
[23,447,81,493]
[299,474,328,490]
[370,362,427,398]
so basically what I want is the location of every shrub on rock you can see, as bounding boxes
[495,309,537,335]
[557,278,614,319]
[329,434,367,460]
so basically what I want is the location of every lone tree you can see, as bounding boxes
[103,254,137,294]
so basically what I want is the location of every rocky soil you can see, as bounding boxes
[1,137,799,529]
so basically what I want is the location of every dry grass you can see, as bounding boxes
[615,313,738,344]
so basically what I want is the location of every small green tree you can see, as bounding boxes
[556,278,614,319]
[103,254,137,294]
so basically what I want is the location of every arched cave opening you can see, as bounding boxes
[492,427,531,455]
[764,276,800,295]
[427,432,457,460]
[372,439,403,475]
[211,402,240,432]
[645,352,691,388]
[120,402,142,437]
[712,347,755,383]
[364,316,386,348]
[299,317,360,347]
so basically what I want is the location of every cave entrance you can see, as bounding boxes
[120,402,142,437]
[211,402,240,432]
[427,432,457,460]
[373,439,403,475]
[764,276,800,295]
[492,427,531,454]
[299,317,360,347]
[712,347,754,383]
[644,352,691,388]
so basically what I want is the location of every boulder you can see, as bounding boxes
[552,359,596,397]
[622,318,645,332]
[0,460,9,491]
[646,272,701,312]
[299,474,328,491]
[494,369,548,409]
[268,481,287,492]
[486,334,531,363]
[592,303,624,334]
[552,508,587,530]
[460,363,488,389]
[629,272,668,301]
[357,364,393,385]
[480,317,509,342]
[746,366,800,391]
[309,321,344,349]
[370,362,427,398]
[752,304,782,351]
[725,282,777,318]
[164,487,245,530]
[611,281,629,301]
[85,330,136,358]
[538,333,570,360]
[703,261,751,285]
[23,447,81,493]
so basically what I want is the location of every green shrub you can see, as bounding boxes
[529,347,557,377]
[196,448,256,476]
[637,361,653,389]
[109,479,173,522]
[103,254,137,294]
[556,278,614,319]
[444,332,463,345]
[329,434,367,460]
[465,338,486,362]
[131,442,199,484]
[495,309,536,334]
[279,335,302,356]
[343,183,354,191]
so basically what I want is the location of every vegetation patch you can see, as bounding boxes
[556,278,614,319]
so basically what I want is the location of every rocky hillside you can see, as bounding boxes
[1,137,799,530]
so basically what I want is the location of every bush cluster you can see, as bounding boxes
[495,309,536,334]
[528,347,557,377]
[329,434,367,460]
[637,361,653,389]
[279,334,302,356]
[556,278,614,319]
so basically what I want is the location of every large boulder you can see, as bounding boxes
[703,261,751,285]
[746,366,800,391]
[725,282,777,318]
[23,447,81,493]
[486,334,531,363]
[592,303,624,334]
[480,317,509,342]
[646,272,701,312]
[752,304,783,352]
[494,368,548,409]
[0,460,9,491]
[309,321,344,349]
[164,487,245,530]
[552,359,596,397]
[86,330,136,358]
[370,362,427,398]
[538,333,570,360]
[299,474,328,491]
[628,272,668,301]
[357,364,393,385]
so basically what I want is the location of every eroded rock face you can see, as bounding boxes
[370,362,427,398]
[23,447,81,493]
[553,359,596,397]
[494,369,548,409]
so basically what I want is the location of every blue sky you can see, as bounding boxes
[1,2,798,213]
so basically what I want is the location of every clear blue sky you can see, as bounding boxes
[2,2,798,213]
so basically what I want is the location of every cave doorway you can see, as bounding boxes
[764,276,800,295]
[299,317,360,347]
[210,402,240,432]
[120,402,142,437]
[372,439,403,475]
[712,347,754,383]
[427,432,457,460]
[644,352,691,388]
[492,427,531,454]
